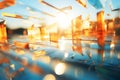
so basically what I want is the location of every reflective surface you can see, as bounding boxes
[0,0,120,80]
[0,35,120,80]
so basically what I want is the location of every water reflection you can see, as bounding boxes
[0,43,10,51]
[0,33,120,80]
[64,52,69,58]
[54,62,66,75]
[56,33,120,66]
[0,19,7,43]
[44,74,56,80]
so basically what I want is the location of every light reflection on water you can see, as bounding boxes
[57,38,120,65]
[43,74,56,80]
[0,36,120,80]
[54,62,66,75]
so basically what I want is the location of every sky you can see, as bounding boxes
[0,0,120,29]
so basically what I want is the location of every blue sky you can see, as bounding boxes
[0,0,120,29]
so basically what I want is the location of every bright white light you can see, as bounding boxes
[82,20,90,29]
[54,63,66,75]
[110,43,115,48]
[43,74,56,80]
[44,35,49,39]
[64,52,69,58]
[61,36,65,40]
[45,17,56,25]
[56,13,71,29]
[59,37,65,51]
[59,45,65,51]
[10,64,15,70]
[34,24,42,27]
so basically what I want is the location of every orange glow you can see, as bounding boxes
[33,50,46,56]
[0,19,7,43]
[0,0,15,9]
[43,74,56,80]
[50,33,58,42]
[2,12,23,19]
[21,57,28,66]
[97,11,105,48]
[32,50,51,64]
[118,54,120,59]
[27,25,41,43]
[39,56,51,64]
[76,0,87,7]
[14,41,29,49]
[0,57,10,64]
[0,44,9,51]
[72,46,82,54]
[14,48,25,55]
[28,64,44,74]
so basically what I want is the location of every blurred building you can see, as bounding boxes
[0,19,7,43]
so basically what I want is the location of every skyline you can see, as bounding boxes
[0,0,120,29]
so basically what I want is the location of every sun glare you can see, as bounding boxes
[56,13,71,29]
